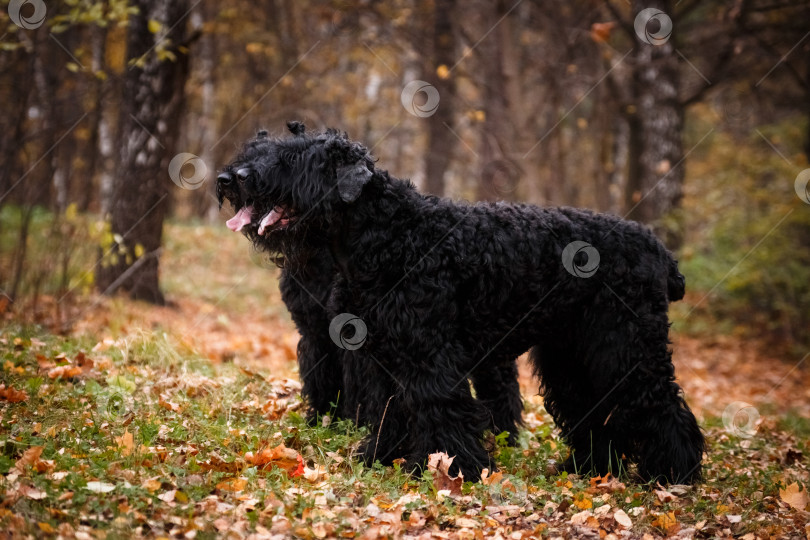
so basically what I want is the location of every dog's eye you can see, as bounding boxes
[217,172,235,185]
[237,168,252,180]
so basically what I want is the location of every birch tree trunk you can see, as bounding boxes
[626,0,684,246]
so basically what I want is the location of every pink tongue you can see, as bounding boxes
[258,208,283,235]
[226,206,253,232]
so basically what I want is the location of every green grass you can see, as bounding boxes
[2,326,808,538]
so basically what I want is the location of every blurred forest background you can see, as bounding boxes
[1,0,809,353]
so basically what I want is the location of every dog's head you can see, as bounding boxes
[216,121,375,256]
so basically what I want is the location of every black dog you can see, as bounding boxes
[217,122,704,483]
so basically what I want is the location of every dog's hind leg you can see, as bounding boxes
[560,290,704,483]
[594,309,704,484]
[471,357,523,445]
[531,339,626,478]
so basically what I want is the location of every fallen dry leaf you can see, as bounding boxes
[85,481,115,493]
[655,488,676,503]
[47,365,82,379]
[589,474,626,493]
[480,468,503,486]
[570,509,592,525]
[158,397,182,413]
[15,446,44,472]
[216,477,248,492]
[613,509,632,529]
[116,429,134,457]
[0,383,28,403]
[651,511,679,533]
[19,485,47,500]
[142,478,161,493]
[427,452,464,496]
[158,489,177,503]
[245,444,304,477]
[38,522,56,533]
[573,493,593,510]
[779,482,809,511]
[455,517,479,528]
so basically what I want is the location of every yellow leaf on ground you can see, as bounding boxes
[573,494,593,510]
[142,478,161,493]
[651,511,679,533]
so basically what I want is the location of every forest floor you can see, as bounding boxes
[1,222,809,539]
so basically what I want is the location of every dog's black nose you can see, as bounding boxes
[217,172,234,184]
[237,168,252,180]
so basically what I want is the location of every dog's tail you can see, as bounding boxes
[667,257,686,302]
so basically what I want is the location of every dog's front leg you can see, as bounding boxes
[280,264,344,422]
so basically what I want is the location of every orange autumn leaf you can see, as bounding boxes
[245,444,304,477]
[480,469,504,486]
[47,365,82,379]
[0,383,28,403]
[588,473,626,493]
[158,398,182,413]
[216,477,248,492]
[116,430,134,457]
[15,446,44,472]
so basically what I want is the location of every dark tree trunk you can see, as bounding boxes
[423,0,456,197]
[626,0,684,247]
[477,0,516,201]
[95,0,191,305]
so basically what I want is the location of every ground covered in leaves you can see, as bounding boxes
[1,222,809,538]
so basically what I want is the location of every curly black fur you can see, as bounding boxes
[216,122,704,483]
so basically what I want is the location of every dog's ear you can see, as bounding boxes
[325,135,373,202]
[336,161,372,202]
[287,121,306,136]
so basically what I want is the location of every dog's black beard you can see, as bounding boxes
[244,218,329,269]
